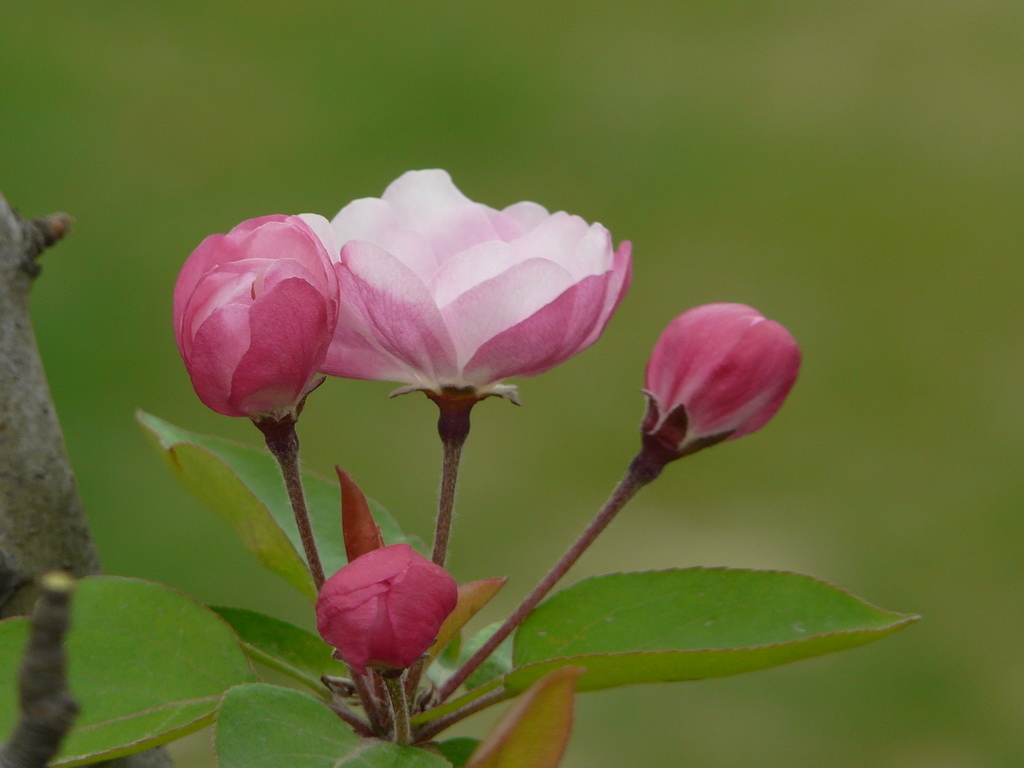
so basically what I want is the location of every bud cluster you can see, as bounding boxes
[172,169,803,751]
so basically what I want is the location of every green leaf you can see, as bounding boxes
[0,577,256,766]
[463,623,514,690]
[426,623,512,692]
[466,667,582,768]
[138,411,420,599]
[215,683,451,768]
[509,568,918,693]
[211,606,347,693]
[437,738,480,768]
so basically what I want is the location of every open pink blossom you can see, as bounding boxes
[320,170,632,396]
[316,543,458,674]
[174,214,339,419]
[642,303,801,458]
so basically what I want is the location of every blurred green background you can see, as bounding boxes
[3,1,1022,766]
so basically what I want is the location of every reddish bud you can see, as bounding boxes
[642,303,801,461]
[337,467,384,562]
[316,544,458,674]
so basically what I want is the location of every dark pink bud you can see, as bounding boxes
[315,544,458,674]
[173,214,340,419]
[642,303,801,460]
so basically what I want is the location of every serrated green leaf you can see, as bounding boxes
[211,606,347,693]
[138,411,421,598]
[0,577,256,766]
[215,683,451,768]
[508,568,918,693]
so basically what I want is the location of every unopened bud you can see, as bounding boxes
[641,303,801,462]
[315,544,458,674]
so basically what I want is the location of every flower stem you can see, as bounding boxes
[254,416,325,590]
[415,685,509,742]
[350,670,387,736]
[427,392,476,568]
[382,672,412,745]
[324,699,374,737]
[436,450,665,701]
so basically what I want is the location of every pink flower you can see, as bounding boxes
[316,543,458,674]
[320,170,632,396]
[642,303,801,459]
[174,215,340,419]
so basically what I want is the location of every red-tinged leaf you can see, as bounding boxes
[338,466,384,562]
[429,578,507,661]
[466,666,584,768]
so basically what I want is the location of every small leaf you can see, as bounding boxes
[0,577,256,766]
[438,738,481,768]
[429,578,507,661]
[138,411,421,596]
[509,568,918,693]
[211,606,346,693]
[215,683,450,768]
[138,411,315,599]
[466,667,583,768]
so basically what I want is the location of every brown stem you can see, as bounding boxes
[414,686,509,743]
[350,670,387,736]
[324,700,374,738]
[255,417,325,590]
[436,451,664,701]
[426,392,476,568]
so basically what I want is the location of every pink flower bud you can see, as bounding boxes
[642,303,801,459]
[173,215,340,419]
[319,170,632,396]
[316,543,458,674]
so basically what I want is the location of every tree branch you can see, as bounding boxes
[0,572,78,768]
[0,195,100,617]
[0,194,173,768]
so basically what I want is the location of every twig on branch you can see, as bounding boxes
[0,572,78,768]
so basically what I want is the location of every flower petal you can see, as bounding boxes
[323,240,458,387]
[462,269,614,384]
[429,240,522,308]
[331,197,437,281]
[186,304,252,417]
[508,213,610,280]
[686,319,802,437]
[229,278,332,415]
[381,170,505,263]
[441,258,577,366]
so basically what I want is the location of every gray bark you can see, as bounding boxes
[0,194,172,767]
[0,195,100,616]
